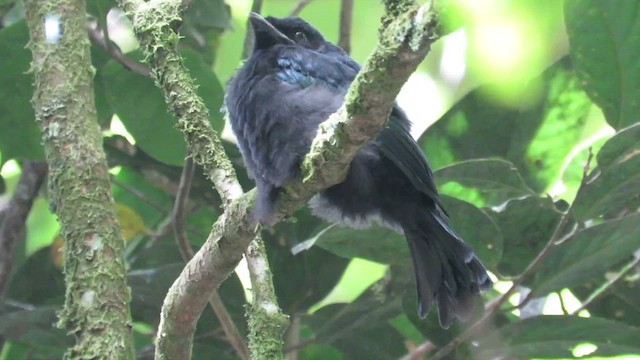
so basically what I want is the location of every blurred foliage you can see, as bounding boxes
[1,0,640,359]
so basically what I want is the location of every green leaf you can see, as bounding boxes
[304,286,407,359]
[575,279,640,327]
[565,0,640,129]
[573,123,640,220]
[529,212,640,296]
[0,306,70,352]
[102,50,224,166]
[420,58,592,192]
[489,196,563,276]
[478,316,640,358]
[301,223,407,265]
[0,21,44,161]
[6,247,65,305]
[266,234,349,314]
[435,159,535,207]
[184,0,230,30]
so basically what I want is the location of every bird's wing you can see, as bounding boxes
[377,106,445,210]
[275,47,357,90]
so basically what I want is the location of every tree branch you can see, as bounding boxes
[337,0,353,54]
[24,0,136,357]
[289,0,314,17]
[0,161,47,298]
[171,157,249,360]
[245,236,289,360]
[87,21,151,77]
[116,0,441,359]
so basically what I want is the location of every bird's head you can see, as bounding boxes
[249,13,327,52]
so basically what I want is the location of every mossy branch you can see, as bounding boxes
[116,0,441,359]
[24,0,135,358]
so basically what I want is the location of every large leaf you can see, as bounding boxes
[565,1,640,129]
[266,230,349,314]
[102,50,225,166]
[488,196,563,276]
[478,316,640,359]
[574,278,640,327]
[529,212,640,296]
[0,306,70,353]
[420,58,592,193]
[0,21,44,161]
[573,123,640,220]
[304,285,407,359]
[434,159,535,207]
[6,247,65,305]
[300,223,408,265]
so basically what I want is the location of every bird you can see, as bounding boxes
[224,13,492,328]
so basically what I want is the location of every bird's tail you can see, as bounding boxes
[402,208,492,328]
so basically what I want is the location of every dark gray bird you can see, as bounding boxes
[224,13,492,328]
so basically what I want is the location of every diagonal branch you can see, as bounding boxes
[116,0,441,359]
[0,161,47,298]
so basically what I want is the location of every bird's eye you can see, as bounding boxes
[294,31,307,43]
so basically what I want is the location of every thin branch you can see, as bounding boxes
[245,236,289,359]
[399,341,436,360]
[171,157,250,360]
[425,148,595,360]
[116,0,441,359]
[172,157,196,260]
[289,0,314,17]
[111,177,166,213]
[87,21,151,77]
[337,0,354,54]
[573,255,640,314]
[0,161,47,298]
[284,315,301,360]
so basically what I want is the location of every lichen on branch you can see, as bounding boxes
[24,0,136,357]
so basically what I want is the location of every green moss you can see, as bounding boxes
[246,304,288,360]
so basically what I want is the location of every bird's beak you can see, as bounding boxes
[249,12,294,48]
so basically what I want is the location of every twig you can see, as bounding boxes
[284,315,301,360]
[172,157,196,260]
[0,161,48,298]
[424,148,595,360]
[558,292,570,315]
[399,341,436,360]
[245,236,289,359]
[573,255,640,314]
[289,0,314,17]
[87,21,151,77]
[337,0,353,54]
[111,176,166,213]
[171,157,249,360]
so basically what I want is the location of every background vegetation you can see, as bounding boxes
[0,0,639,359]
